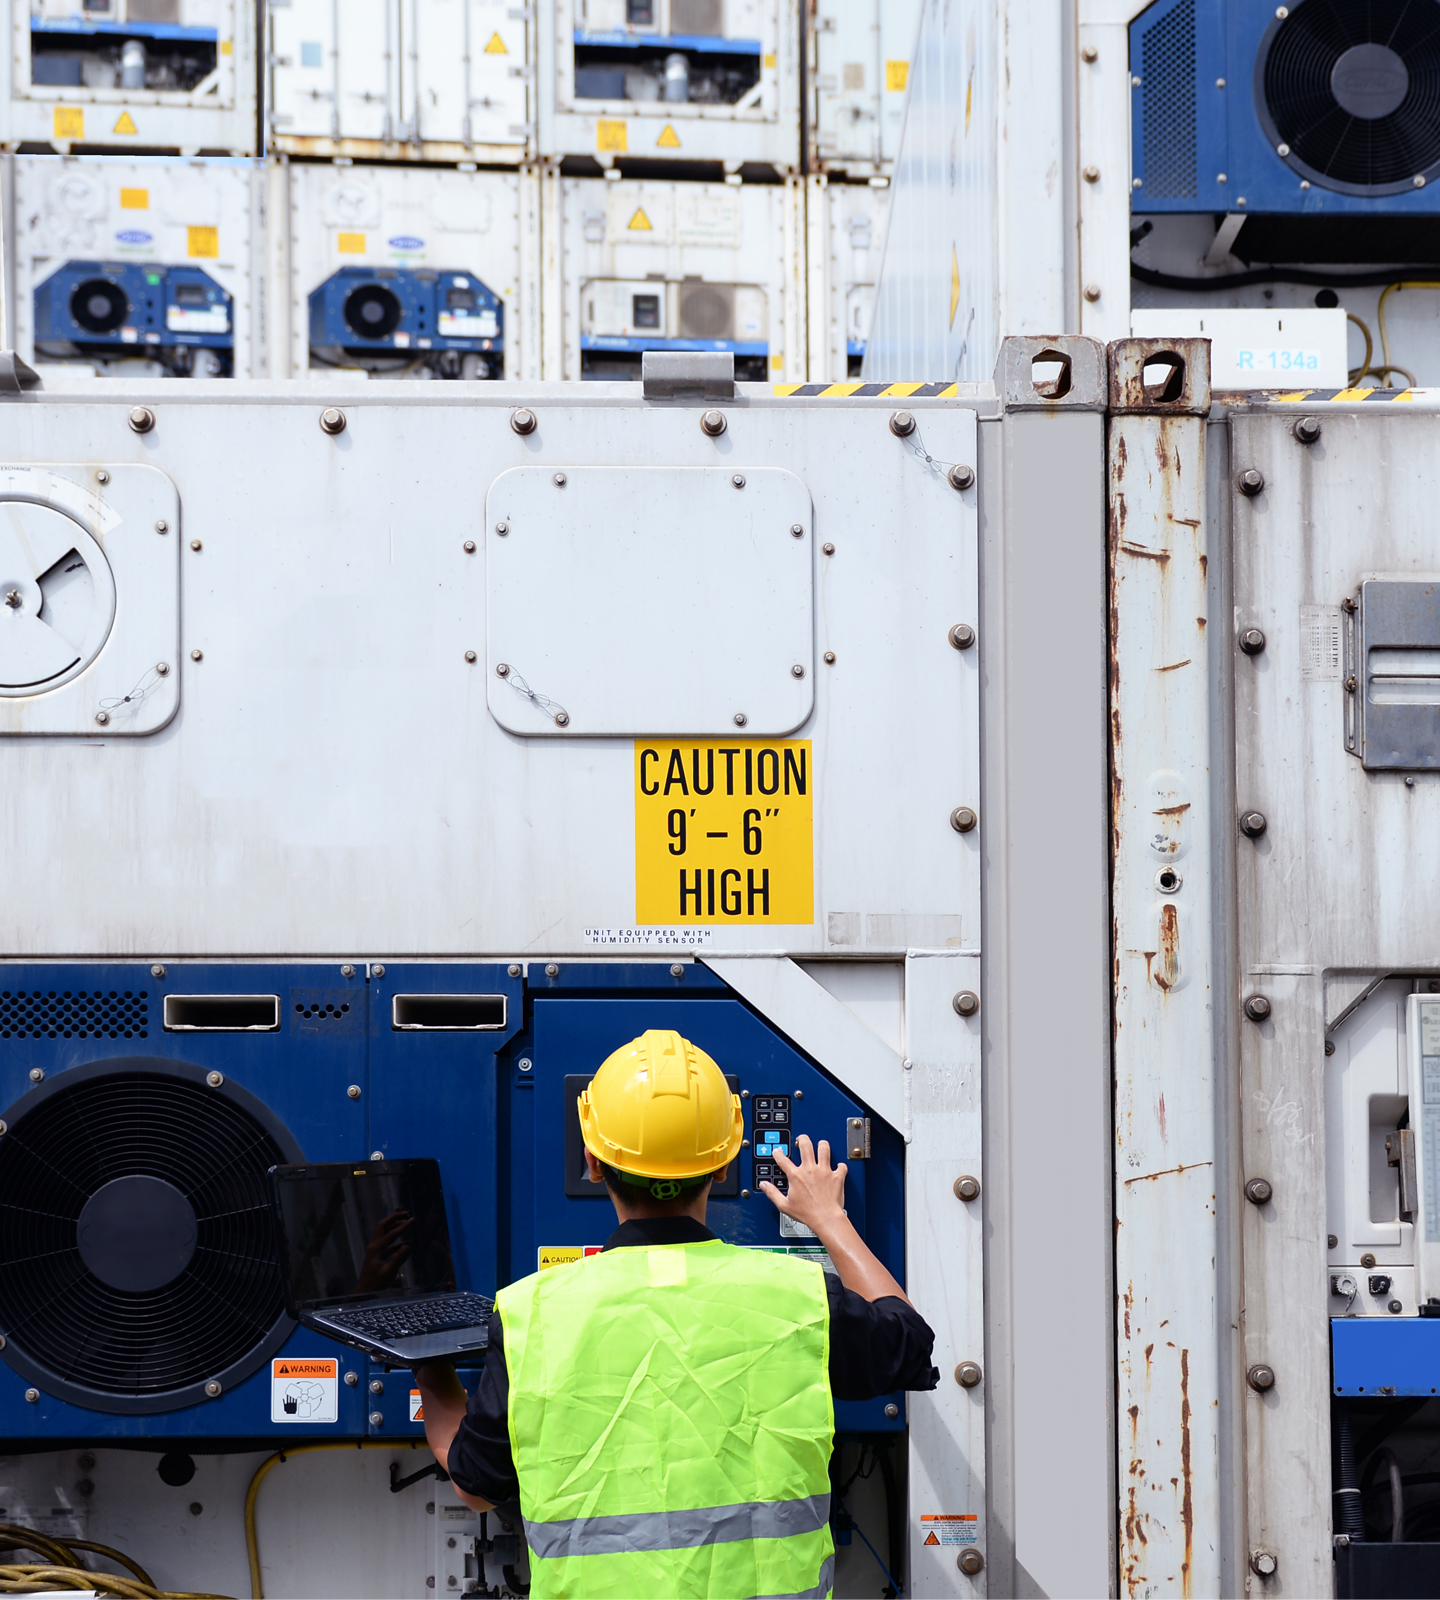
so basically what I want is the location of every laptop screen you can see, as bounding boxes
[271,1159,457,1309]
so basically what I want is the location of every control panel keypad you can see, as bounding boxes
[751,1095,792,1193]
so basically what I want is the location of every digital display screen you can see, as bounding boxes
[273,1161,456,1307]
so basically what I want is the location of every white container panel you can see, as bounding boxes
[806,176,888,381]
[284,161,527,380]
[537,0,800,169]
[549,174,803,381]
[807,0,921,176]
[268,0,532,163]
[4,0,257,156]
[9,155,265,378]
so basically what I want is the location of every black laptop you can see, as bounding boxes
[269,1157,493,1367]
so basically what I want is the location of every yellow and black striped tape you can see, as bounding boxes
[771,381,959,398]
[1273,387,1415,402]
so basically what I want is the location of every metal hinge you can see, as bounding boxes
[846,1117,871,1160]
[1388,1128,1417,1222]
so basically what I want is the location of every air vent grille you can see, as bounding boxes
[1140,0,1197,200]
[0,990,149,1041]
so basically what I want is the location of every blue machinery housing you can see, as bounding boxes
[34,261,232,374]
[0,961,903,1443]
[309,267,503,377]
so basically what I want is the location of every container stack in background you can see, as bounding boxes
[0,0,922,384]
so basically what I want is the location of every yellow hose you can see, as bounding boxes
[245,1441,428,1600]
[1346,312,1373,386]
[1377,281,1440,381]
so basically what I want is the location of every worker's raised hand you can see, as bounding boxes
[760,1134,848,1235]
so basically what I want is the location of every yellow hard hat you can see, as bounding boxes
[578,1029,742,1180]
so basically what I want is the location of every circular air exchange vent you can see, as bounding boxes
[70,278,129,337]
[0,1060,302,1414]
[343,282,403,340]
[0,501,116,697]
[1258,0,1440,195]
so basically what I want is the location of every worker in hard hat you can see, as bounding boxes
[413,1028,938,1600]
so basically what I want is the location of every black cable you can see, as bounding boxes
[1132,260,1440,292]
[876,1438,904,1597]
[1335,1412,1367,1540]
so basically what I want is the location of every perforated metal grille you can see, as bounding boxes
[1140,0,1197,200]
[0,990,149,1041]
[293,999,352,1021]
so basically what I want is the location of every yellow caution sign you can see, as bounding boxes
[949,245,960,328]
[635,741,814,927]
[596,118,628,153]
[337,232,366,254]
[120,187,148,210]
[538,1246,601,1271]
[885,60,908,92]
[656,123,681,148]
[188,226,219,258]
[53,107,83,140]
[113,111,138,135]
[627,206,653,231]
[484,31,507,53]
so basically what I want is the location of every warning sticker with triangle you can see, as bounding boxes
[920,1514,979,1548]
[484,31,508,53]
[923,1532,940,1547]
[628,207,653,231]
[113,111,138,135]
[656,124,681,148]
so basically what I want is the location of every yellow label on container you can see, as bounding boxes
[539,1246,601,1270]
[337,232,366,253]
[187,225,219,258]
[113,112,138,135]
[220,38,233,54]
[635,741,814,926]
[120,187,148,209]
[53,106,83,139]
[886,59,909,92]
[763,52,776,68]
[656,123,681,148]
[484,31,507,53]
[596,118,628,152]
[628,206,653,231]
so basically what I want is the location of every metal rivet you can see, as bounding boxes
[741,1188,751,1198]
[734,712,748,726]
[1416,174,1428,188]
[155,519,168,533]
[1325,1038,1336,1055]
[206,1071,223,1088]
[1083,284,1102,302]
[370,1379,384,1394]
[790,523,804,538]
[1156,867,1181,893]
[341,963,355,977]
[889,411,916,437]
[495,521,509,536]
[1245,1177,1273,1205]
[94,710,110,726]
[1390,1299,1404,1313]
[1293,415,1321,444]
[1276,142,1290,157]
[151,964,166,978]
[953,991,979,1017]
[955,1361,982,1388]
[950,806,977,833]
[545,963,559,978]
[824,651,836,664]
[670,964,685,978]
[190,648,203,662]
[370,1151,384,1161]
[1361,1252,1377,1268]
[95,470,109,484]
[205,1380,222,1398]
[731,474,746,489]
[348,1085,362,1100]
[508,963,521,977]
[28,1068,42,1083]
[1329,1233,1339,1248]
[949,623,976,650]
[190,539,201,551]
[465,650,477,663]
[1250,1551,1277,1578]
[791,664,805,678]
[1407,775,1417,787]
[554,710,570,726]
[954,1174,981,1201]
[345,1371,359,1386]
[740,1089,749,1098]
[510,408,537,435]
[1247,1363,1275,1392]
[319,407,346,435]
[518,1058,532,1073]
[700,410,727,437]
[463,540,476,553]
[1237,468,1265,496]
[958,1549,985,1576]
[884,1402,899,1418]
[369,1411,384,1427]
[1244,994,1272,1022]
[24,1389,38,1404]
[1239,810,1267,837]
[189,1502,203,1517]
[1346,672,1359,693]
[1081,44,1098,61]
[948,463,976,490]
[553,472,567,487]
[496,662,510,677]
[822,542,835,555]
[794,1089,804,1099]
[156,661,170,676]
[1239,628,1266,655]
[128,405,155,434]
[1082,165,1100,182]
[0,1122,9,1137]
[372,964,385,978]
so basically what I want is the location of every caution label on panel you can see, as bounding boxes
[538,1246,603,1271]
[113,112,138,135]
[628,207,653,231]
[410,1389,424,1421]
[53,107,83,139]
[484,31,507,52]
[656,124,681,148]
[635,741,814,926]
[272,1358,339,1424]
[596,119,628,152]
[920,1515,977,1547]
[188,226,219,259]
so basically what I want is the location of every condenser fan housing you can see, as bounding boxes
[0,1059,303,1413]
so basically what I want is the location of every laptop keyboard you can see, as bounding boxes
[325,1293,494,1342]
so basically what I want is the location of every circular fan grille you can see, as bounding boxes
[0,1064,298,1413]
[1260,0,1440,194]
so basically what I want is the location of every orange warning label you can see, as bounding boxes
[273,1359,337,1378]
[924,1532,939,1546]
[920,1514,977,1548]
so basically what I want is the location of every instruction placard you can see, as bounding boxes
[635,741,814,926]
[271,1358,339,1424]
[920,1514,978,1547]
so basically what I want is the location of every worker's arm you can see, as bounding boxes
[413,1361,495,1513]
[761,1134,913,1306]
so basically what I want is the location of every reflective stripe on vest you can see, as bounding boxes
[498,1240,835,1600]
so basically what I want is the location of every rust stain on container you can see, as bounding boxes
[1180,1347,1194,1597]
[1155,902,1180,991]
[1154,658,1193,673]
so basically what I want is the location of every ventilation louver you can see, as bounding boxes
[0,1062,301,1413]
[1259,0,1440,195]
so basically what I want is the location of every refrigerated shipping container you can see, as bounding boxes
[267,0,533,165]
[6,154,266,377]
[541,171,803,379]
[804,174,887,380]
[7,0,259,155]
[804,0,920,178]
[537,0,800,171]
[276,158,539,379]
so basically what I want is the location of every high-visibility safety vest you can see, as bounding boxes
[497,1238,835,1600]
